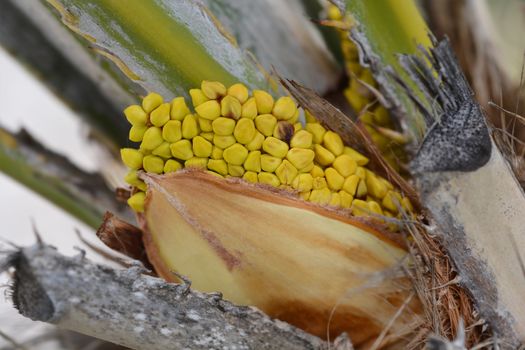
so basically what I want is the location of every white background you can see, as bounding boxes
[0,46,116,348]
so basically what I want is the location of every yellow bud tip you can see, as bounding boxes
[234,118,256,145]
[262,137,289,158]
[221,95,242,120]
[150,103,171,127]
[212,117,236,136]
[227,83,249,104]
[127,191,146,212]
[253,90,274,114]
[142,92,163,113]
[223,143,248,166]
[121,148,144,169]
[272,96,297,121]
[201,81,226,99]
[124,105,147,125]
[170,97,190,121]
[141,127,163,150]
[196,100,221,120]
[189,89,209,107]
[255,114,277,136]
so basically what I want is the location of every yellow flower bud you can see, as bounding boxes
[244,151,261,172]
[162,120,182,142]
[262,137,289,158]
[164,159,182,173]
[368,201,384,216]
[325,167,345,191]
[382,190,402,213]
[124,170,147,191]
[272,96,297,120]
[213,135,236,149]
[255,114,277,136]
[286,148,315,170]
[192,135,213,158]
[298,191,310,200]
[343,146,369,165]
[211,146,223,160]
[309,188,331,204]
[227,83,249,104]
[234,118,256,145]
[129,125,147,142]
[198,117,213,132]
[310,165,324,178]
[380,177,394,191]
[292,173,313,192]
[260,154,282,172]
[124,105,147,125]
[373,106,391,125]
[242,171,258,183]
[289,108,300,124]
[298,162,315,173]
[366,174,388,199]
[208,159,228,176]
[275,160,298,185]
[258,172,280,187]
[401,197,413,213]
[143,155,164,174]
[355,166,366,179]
[293,122,302,132]
[323,131,344,156]
[142,92,163,113]
[356,179,367,197]
[305,123,326,144]
[185,157,208,169]
[327,4,343,20]
[290,130,313,149]
[182,114,199,139]
[312,177,327,190]
[201,80,226,99]
[141,127,163,150]
[201,132,214,142]
[150,103,170,127]
[343,175,360,196]
[170,97,191,121]
[329,193,341,207]
[221,95,242,120]
[314,144,335,166]
[241,97,258,119]
[228,164,245,177]
[212,117,236,136]
[273,121,294,143]
[152,142,172,158]
[351,199,369,217]
[170,140,193,160]
[121,148,144,170]
[189,88,209,107]
[127,191,146,212]
[339,190,353,208]
[223,143,248,165]
[196,100,221,120]
[304,110,317,123]
[253,90,274,114]
[246,131,264,151]
[332,155,357,177]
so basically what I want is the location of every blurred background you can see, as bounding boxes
[1,0,525,349]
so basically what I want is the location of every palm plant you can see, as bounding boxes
[1,0,525,349]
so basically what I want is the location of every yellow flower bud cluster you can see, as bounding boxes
[120,81,412,225]
[327,5,407,171]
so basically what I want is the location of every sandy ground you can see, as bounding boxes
[0,46,117,348]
